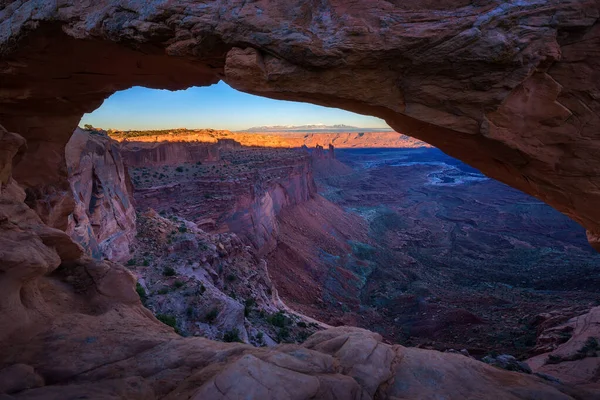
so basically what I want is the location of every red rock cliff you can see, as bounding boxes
[65,128,136,262]
[119,140,222,167]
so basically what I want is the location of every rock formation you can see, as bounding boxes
[2,0,600,397]
[65,128,136,262]
[527,306,600,387]
[119,140,223,168]
[129,145,316,253]
[110,129,430,149]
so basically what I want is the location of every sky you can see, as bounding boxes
[79,81,390,131]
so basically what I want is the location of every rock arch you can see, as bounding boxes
[1,1,600,248]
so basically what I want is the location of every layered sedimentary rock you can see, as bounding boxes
[4,126,594,398]
[110,130,430,149]
[131,145,316,253]
[119,139,224,167]
[527,306,600,387]
[65,128,136,262]
[128,209,323,346]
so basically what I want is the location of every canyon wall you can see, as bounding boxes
[110,130,429,149]
[131,144,316,253]
[3,126,591,398]
[119,139,226,167]
[65,128,136,262]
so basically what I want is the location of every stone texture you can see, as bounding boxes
[1,126,596,398]
[0,0,597,249]
[528,306,600,388]
[65,128,136,262]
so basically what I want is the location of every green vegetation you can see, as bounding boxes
[135,282,147,303]
[297,321,307,328]
[163,266,176,277]
[156,314,177,329]
[349,240,377,261]
[277,327,290,342]
[126,258,136,266]
[226,273,237,282]
[176,166,184,173]
[205,308,219,323]
[244,298,256,317]
[158,288,169,295]
[268,311,289,328]
[223,328,243,343]
[174,280,184,289]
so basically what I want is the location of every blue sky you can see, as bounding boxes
[80,81,389,131]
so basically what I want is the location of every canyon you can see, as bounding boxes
[1,0,600,399]
[116,128,600,361]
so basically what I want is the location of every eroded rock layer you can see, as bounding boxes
[65,128,136,262]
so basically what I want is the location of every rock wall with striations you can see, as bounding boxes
[119,140,222,168]
[65,128,136,262]
[3,125,594,398]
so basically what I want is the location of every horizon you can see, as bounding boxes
[80,81,391,131]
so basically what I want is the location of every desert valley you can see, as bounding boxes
[55,125,600,389]
[2,1,600,399]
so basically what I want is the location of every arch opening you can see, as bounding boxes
[63,84,600,357]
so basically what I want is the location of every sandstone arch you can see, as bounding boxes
[1,1,599,248]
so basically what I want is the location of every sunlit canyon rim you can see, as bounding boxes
[1,0,600,399]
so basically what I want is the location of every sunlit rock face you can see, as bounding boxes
[65,128,136,262]
[119,141,222,168]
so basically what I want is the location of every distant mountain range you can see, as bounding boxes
[239,124,394,133]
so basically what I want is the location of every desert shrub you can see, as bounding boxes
[126,258,136,266]
[223,328,242,343]
[244,298,255,317]
[297,321,307,328]
[135,283,147,301]
[547,354,562,364]
[268,311,288,328]
[156,313,177,328]
[143,259,150,266]
[297,331,310,342]
[197,284,206,295]
[174,280,184,289]
[178,225,187,233]
[579,337,599,355]
[163,266,176,277]
[186,306,194,317]
[277,327,290,342]
[176,166,184,172]
[205,308,219,323]
[158,288,169,295]
[226,274,237,282]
